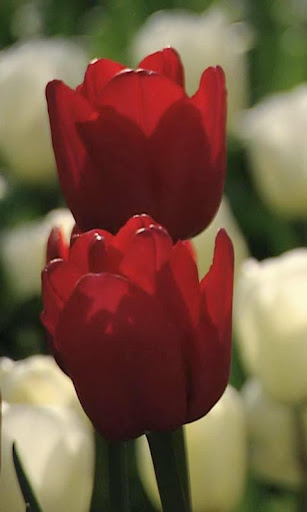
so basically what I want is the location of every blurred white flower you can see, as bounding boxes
[137,385,247,512]
[131,5,252,132]
[0,208,74,300]
[0,401,94,512]
[242,379,307,488]
[234,248,307,403]
[238,85,307,217]
[192,196,249,279]
[0,355,76,408]
[0,38,87,183]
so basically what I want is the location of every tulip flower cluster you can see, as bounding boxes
[41,47,233,444]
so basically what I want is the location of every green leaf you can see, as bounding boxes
[12,442,43,512]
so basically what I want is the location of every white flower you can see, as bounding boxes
[0,402,94,512]
[131,5,252,132]
[0,38,87,183]
[192,196,249,279]
[242,379,307,488]
[0,355,76,408]
[0,208,74,300]
[0,355,94,512]
[234,248,307,403]
[238,85,307,217]
[137,385,247,512]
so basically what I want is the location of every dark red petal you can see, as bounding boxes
[151,99,223,239]
[119,225,173,294]
[139,48,185,89]
[77,58,125,106]
[168,242,200,327]
[191,66,226,162]
[200,229,234,332]
[41,259,79,337]
[76,110,157,233]
[56,273,187,440]
[46,226,69,264]
[46,80,98,226]
[96,69,185,136]
[68,229,104,273]
[186,229,234,421]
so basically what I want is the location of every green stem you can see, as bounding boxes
[172,427,191,510]
[146,431,189,512]
[294,404,307,512]
[107,441,129,512]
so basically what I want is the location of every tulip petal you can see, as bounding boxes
[56,273,188,440]
[76,111,157,232]
[119,225,173,294]
[46,227,69,264]
[138,48,185,89]
[152,99,222,239]
[46,81,98,226]
[96,69,185,136]
[77,59,125,106]
[191,66,226,162]
[187,230,234,421]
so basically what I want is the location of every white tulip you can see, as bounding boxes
[0,208,74,299]
[234,248,307,403]
[137,385,247,512]
[192,196,249,279]
[0,401,94,512]
[242,379,307,488]
[238,85,307,217]
[0,355,76,408]
[0,38,87,183]
[131,5,252,132]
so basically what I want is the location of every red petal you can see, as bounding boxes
[139,48,185,89]
[77,58,125,107]
[96,69,185,136]
[46,226,69,264]
[41,259,80,337]
[119,225,173,294]
[191,66,226,162]
[151,99,223,239]
[46,81,98,226]
[200,229,234,332]
[69,229,106,273]
[56,273,187,440]
[186,229,234,421]
[76,110,156,232]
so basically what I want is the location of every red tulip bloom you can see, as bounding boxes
[41,214,234,440]
[46,48,226,240]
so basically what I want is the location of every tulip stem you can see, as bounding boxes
[107,441,129,512]
[146,430,190,512]
[172,427,191,509]
[294,403,307,512]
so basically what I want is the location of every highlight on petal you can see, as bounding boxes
[46,226,69,264]
[138,47,185,89]
[96,69,185,136]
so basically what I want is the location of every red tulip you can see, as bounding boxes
[41,214,234,440]
[46,48,226,240]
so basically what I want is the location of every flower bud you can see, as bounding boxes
[137,385,247,511]
[192,196,249,279]
[234,248,307,403]
[242,379,307,488]
[131,6,252,132]
[0,38,87,183]
[238,85,307,218]
[0,208,74,300]
[0,401,94,512]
